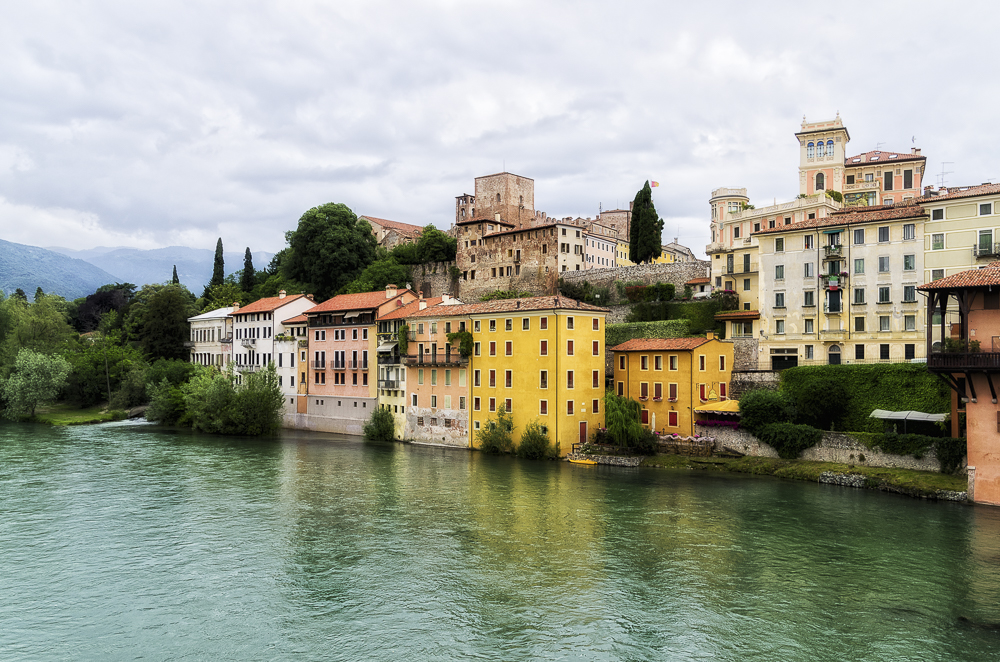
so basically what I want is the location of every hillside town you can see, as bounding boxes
[182,115,1000,506]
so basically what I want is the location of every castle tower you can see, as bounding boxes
[473,172,535,229]
[796,114,850,196]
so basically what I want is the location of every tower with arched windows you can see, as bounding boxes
[797,114,850,197]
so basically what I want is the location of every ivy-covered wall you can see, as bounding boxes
[779,364,951,433]
[606,320,690,348]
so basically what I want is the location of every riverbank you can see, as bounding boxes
[33,403,128,426]
[638,453,969,501]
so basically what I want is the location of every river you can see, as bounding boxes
[2,420,1000,661]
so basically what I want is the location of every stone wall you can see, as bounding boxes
[731,338,759,371]
[559,261,712,304]
[729,369,780,398]
[404,405,468,448]
[710,427,948,473]
[413,261,460,299]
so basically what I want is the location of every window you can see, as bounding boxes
[566,371,574,389]
[878,256,889,273]
[474,370,480,387]
[880,316,890,332]
[489,398,496,412]
[805,345,814,360]
[489,319,496,332]
[904,315,915,331]
[431,395,437,408]
[474,397,480,411]
[640,355,648,370]
[593,341,600,356]
[566,401,574,415]
[854,228,865,245]
[412,393,418,407]
[592,318,600,331]
[804,235,814,250]
[617,382,624,396]
[699,355,706,371]
[504,370,512,388]
[743,279,750,291]
[619,356,625,370]
[431,370,437,386]
[903,224,915,240]
[804,290,815,307]
[474,320,481,333]
[505,341,512,356]
[878,226,889,243]
[654,356,662,370]
[567,317,574,330]
[719,355,726,371]
[903,254,915,271]
[489,370,496,387]
[566,340,574,357]
[775,238,784,252]
[775,292,785,308]
[593,370,600,388]
[489,341,496,356]
[775,320,785,334]
[932,208,944,221]
[474,342,481,356]
[418,369,424,385]
[932,269,944,281]
[522,318,530,331]
[804,262,814,278]
[878,286,890,304]
[816,173,825,190]
[932,234,944,250]
[846,174,855,185]
[669,356,678,371]
[884,171,894,191]
[505,318,512,331]
[593,399,600,413]
[734,226,740,239]
[856,344,865,360]
[540,317,548,330]
[855,316,866,332]
[903,285,916,302]
[539,370,548,389]
[804,318,814,333]
[980,230,993,252]
[880,344,890,360]
[668,383,678,400]
[807,142,814,158]
[854,258,864,275]
[982,203,994,216]
[540,400,548,415]
[854,288,866,305]
[775,265,784,279]
[540,340,548,356]
[905,344,915,360]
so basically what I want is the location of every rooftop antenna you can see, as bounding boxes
[937,162,954,188]
[876,142,885,151]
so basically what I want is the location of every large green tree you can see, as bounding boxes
[629,181,664,264]
[2,348,71,418]
[124,284,196,361]
[415,225,457,263]
[241,248,256,292]
[284,203,377,300]
[0,294,75,369]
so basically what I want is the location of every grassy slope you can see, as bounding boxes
[33,403,128,426]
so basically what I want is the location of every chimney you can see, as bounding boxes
[232,302,240,311]
[706,331,716,340]
[278,290,286,299]
[912,147,921,155]
[418,293,427,310]
[385,283,398,299]
[442,293,451,303]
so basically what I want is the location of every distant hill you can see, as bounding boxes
[0,239,123,300]
[46,246,275,292]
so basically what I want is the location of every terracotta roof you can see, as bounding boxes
[379,297,444,321]
[455,218,515,228]
[918,183,1000,204]
[360,216,424,238]
[405,295,609,319]
[844,150,925,166]
[306,289,411,314]
[918,262,1000,291]
[714,310,761,321]
[753,204,926,235]
[686,277,710,285]
[281,314,308,324]
[233,293,311,315]
[610,338,711,352]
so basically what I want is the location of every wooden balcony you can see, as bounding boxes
[928,352,1000,372]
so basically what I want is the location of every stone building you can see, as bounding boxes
[360,215,424,249]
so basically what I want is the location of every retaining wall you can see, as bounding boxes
[559,261,712,304]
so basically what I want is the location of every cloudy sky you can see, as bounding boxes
[1,1,995,259]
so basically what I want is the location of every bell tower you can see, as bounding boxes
[795,114,850,196]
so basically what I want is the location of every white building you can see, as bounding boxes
[230,291,315,384]
[187,306,234,367]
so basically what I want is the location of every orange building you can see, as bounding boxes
[920,262,1000,505]
[611,334,733,437]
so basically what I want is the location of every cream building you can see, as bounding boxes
[753,205,928,369]
[187,306,234,367]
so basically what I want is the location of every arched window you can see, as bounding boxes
[816,173,825,191]
[826,140,834,156]
[519,195,523,206]
[496,193,501,203]
[807,142,815,158]
[817,142,825,158]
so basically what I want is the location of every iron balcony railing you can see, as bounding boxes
[378,379,400,389]
[241,338,256,347]
[378,354,400,365]
[402,353,468,366]
[973,243,1000,259]
[347,361,369,370]
[309,361,326,370]
[928,352,1000,371]
[236,364,260,373]
[823,244,844,258]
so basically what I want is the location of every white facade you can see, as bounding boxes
[187,306,234,367]
[230,292,315,379]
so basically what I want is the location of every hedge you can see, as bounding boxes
[625,297,734,334]
[606,320,690,348]
[779,364,950,434]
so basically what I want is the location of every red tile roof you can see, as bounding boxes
[455,218,515,228]
[282,314,308,324]
[610,338,711,352]
[918,183,1000,204]
[918,262,1000,291]
[406,295,609,318]
[714,310,761,321]
[233,293,312,314]
[753,203,926,235]
[686,277,710,285]
[360,216,425,238]
[844,150,925,166]
[306,289,411,314]
[378,297,445,321]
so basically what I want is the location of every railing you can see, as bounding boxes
[928,352,1000,371]
[378,379,399,389]
[820,274,846,290]
[333,361,346,370]
[726,263,758,273]
[309,361,326,370]
[378,354,400,365]
[236,364,260,373]
[727,192,840,221]
[220,335,233,344]
[183,341,196,347]
[347,361,369,370]
[823,245,843,258]
[973,243,1000,259]
[844,180,880,191]
[241,338,256,347]
[402,353,468,366]
[274,335,296,342]
[298,339,308,347]
[823,304,843,314]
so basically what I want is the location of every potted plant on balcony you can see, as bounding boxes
[446,330,474,358]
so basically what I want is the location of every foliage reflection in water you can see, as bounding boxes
[1,420,1000,661]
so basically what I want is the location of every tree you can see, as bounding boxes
[13,289,27,302]
[171,265,180,284]
[74,284,133,333]
[211,238,225,288]
[415,225,457,263]
[2,348,71,418]
[241,248,256,292]
[476,404,515,454]
[34,287,44,302]
[203,282,246,311]
[343,255,412,294]
[629,181,664,264]
[134,285,196,361]
[284,203,377,300]
[1,294,75,368]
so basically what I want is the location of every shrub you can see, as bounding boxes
[738,389,793,436]
[446,330,474,357]
[109,362,149,409]
[397,324,409,356]
[363,407,396,441]
[476,404,515,454]
[603,392,644,448]
[786,373,848,430]
[449,265,461,280]
[757,422,823,459]
[145,377,186,425]
[606,320,689,348]
[633,429,660,456]
[516,421,559,459]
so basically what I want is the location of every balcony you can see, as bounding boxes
[220,335,233,345]
[821,274,847,291]
[973,242,1000,259]
[823,304,843,314]
[820,329,847,340]
[241,338,256,347]
[333,361,346,370]
[823,244,843,259]
[274,335,296,343]
[183,341,196,347]
[236,364,260,373]
[309,361,326,370]
[928,352,1000,372]
[378,379,400,389]
[403,353,468,366]
[347,360,370,370]
[378,354,401,365]
[298,339,308,348]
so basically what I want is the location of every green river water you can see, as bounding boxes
[2,419,1000,661]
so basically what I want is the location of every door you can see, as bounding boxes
[828,345,841,365]
[579,421,588,445]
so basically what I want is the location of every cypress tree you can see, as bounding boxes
[241,248,255,292]
[211,238,225,288]
[629,181,664,264]
[34,287,44,302]
[171,265,179,284]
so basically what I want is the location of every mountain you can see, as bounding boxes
[46,246,275,292]
[0,239,123,300]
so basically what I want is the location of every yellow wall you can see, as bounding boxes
[613,337,733,437]
[469,310,606,455]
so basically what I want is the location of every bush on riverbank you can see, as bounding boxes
[756,423,824,460]
[516,421,559,460]
[738,389,794,436]
[476,404,514,454]
[363,407,395,441]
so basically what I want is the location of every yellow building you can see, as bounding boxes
[611,334,733,437]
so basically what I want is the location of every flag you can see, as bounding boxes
[651,181,659,187]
